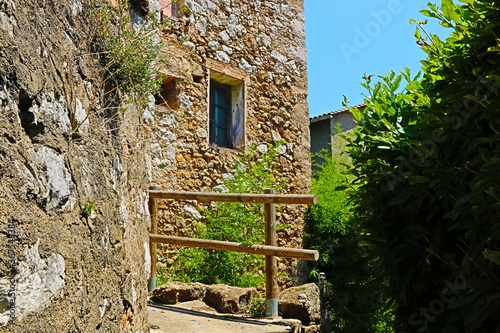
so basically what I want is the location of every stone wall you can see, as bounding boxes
[0,1,151,331]
[149,0,311,286]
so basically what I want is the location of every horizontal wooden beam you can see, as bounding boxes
[149,234,319,261]
[148,190,317,205]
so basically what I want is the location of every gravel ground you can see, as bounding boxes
[147,300,295,333]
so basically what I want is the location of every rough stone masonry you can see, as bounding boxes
[0,0,311,331]
[149,0,311,287]
[0,1,151,331]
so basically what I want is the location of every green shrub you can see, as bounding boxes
[166,143,288,288]
[346,1,500,331]
[249,294,267,318]
[306,130,393,332]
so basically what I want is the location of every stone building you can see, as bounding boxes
[149,0,312,285]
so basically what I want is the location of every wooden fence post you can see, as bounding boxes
[148,185,160,292]
[264,188,278,318]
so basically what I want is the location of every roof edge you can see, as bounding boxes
[310,104,365,123]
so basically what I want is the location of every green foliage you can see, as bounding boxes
[81,201,95,218]
[346,1,500,331]
[306,131,393,332]
[166,143,288,288]
[249,294,267,318]
[90,0,165,108]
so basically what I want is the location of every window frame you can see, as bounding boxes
[209,80,232,148]
[206,59,248,150]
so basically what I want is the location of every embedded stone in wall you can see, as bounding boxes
[39,92,71,134]
[73,98,89,134]
[0,240,65,323]
[216,51,230,63]
[184,204,201,219]
[35,146,76,212]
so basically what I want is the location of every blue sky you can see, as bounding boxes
[304,0,450,117]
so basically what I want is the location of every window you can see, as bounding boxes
[206,60,247,149]
[210,81,232,147]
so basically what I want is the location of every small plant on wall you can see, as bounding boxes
[66,0,166,135]
[81,201,95,218]
[90,0,165,107]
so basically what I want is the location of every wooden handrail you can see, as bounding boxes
[147,187,320,316]
[148,190,317,205]
[149,234,319,261]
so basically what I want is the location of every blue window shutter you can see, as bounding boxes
[210,80,232,147]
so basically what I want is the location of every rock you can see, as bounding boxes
[282,318,302,333]
[151,282,207,304]
[278,283,320,324]
[183,204,202,219]
[302,324,320,333]
[0,239,66,323]
[203,284,256,314]
[35,146,76,212]
[216,50,230,63]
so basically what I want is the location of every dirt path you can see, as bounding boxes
[147,300,296,333]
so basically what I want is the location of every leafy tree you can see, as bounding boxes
[306,130,394,332]
[346,1,500,332]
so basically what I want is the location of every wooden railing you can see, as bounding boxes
[147,186,319,318]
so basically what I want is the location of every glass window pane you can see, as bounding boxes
[210,80,232,148]
[214,126,228,147]
[214,87,227,107]
[214,106,227,126]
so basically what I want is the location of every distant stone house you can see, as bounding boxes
[309,105,364,162]
[148,0,312,285]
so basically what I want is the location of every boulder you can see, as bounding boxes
[151,282,207,304]
[203,284,256,313]
[278,283,320,324]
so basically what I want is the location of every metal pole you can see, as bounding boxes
[264,188,278,318]
[319,272,328,333]
[148,185,160,292]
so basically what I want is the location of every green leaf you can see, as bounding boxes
[351,106,364,122]
[483,249,500,265]
[388,190,414,206]
[480,158,500,173]
[486,74,500,82]
[487,44,500,53]
[419,9,442,19]
[441,0,462,24]
[454,189,482,206]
